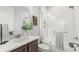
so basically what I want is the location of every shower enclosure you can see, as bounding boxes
[40,6,79,52]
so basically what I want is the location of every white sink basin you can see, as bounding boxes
[12,37,28,43]
[11,36,38,43]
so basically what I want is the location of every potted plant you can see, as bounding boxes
[22,20,32,38]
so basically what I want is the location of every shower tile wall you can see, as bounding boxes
[48,6,75,51]
[75,7,79,37]
[40,7,75,51]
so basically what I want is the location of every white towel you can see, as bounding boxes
[55,32,64,50]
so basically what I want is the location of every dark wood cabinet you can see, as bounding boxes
[27,40,38,52]
[25,45,28,52]
[11,39,38,52]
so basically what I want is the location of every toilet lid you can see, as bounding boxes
[39,43,49,49]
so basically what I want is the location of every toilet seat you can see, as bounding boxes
[39,43,49,49]
[38,43,50,52]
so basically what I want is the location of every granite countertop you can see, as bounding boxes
[0,36,39,52]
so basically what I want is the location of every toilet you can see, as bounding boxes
[38,43,50,52]
[38,37,51,52]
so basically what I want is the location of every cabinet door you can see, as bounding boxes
[25,45,28,52]
[11,46,25,52]
[27,40,38,52]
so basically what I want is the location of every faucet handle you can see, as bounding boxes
[73,35,79,40]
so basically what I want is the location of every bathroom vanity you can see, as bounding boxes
[0,36,39,52]
[11,40,38,52]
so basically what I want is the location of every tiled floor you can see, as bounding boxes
[38,43,66,52]
[49,45,66,52]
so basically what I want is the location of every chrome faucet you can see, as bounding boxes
[73,35,79,40]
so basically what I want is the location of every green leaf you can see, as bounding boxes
[22,20,32,31]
